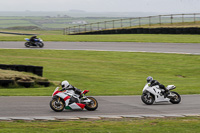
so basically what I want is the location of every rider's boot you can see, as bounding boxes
[164,90,169,98]
[79,94,87,100]
[161,90,165,95]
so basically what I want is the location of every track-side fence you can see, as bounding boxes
[63,13,200,35]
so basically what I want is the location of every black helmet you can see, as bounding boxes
[146,76,153,83]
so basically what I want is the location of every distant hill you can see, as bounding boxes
[0,11,159,17]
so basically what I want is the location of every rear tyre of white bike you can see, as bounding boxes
[169,91,181,104]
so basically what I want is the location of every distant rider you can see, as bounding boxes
[146,76,169,97]
[30,35,38,43]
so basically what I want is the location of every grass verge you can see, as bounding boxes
[0,49,199,96]
[1,32,200,43]
[0,69,48,81]
[0,117,200,133]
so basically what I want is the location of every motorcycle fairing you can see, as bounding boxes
[144,84,169,102]
[25,38,30,41]
[24,38,42,42]
[166,85,176,90]
[68,103,85,110]
[81,99,91,103]
[55,93,70,105]
[34,39,40,42]
[55,91,85,110]
[56,92,67,99]
[52,87,62,96]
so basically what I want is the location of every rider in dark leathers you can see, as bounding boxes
[30,36,38,45]
[146,76,169,97]
[61,80,84,99]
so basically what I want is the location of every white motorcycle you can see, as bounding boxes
[141,83,181,105]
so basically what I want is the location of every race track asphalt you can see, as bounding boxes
[0,41,200,54]
[0,95,200,119]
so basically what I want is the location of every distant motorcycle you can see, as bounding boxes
[141,83,181,105]
[24,38,44,48]
[50,87,98,112]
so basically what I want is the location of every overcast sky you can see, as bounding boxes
[0,0,199,13]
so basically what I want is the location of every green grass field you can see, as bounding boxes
[0,117,200,133]
[1,31,200,43]
[0,49,199,96]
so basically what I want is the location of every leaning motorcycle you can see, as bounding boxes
[24,38,44,48]
[50,87,98,112]
[141,83,181,105]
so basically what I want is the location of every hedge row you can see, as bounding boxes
[0,64,50,88]
[0,79,50,88]
[74,27,200,35]
[0,31,36,35]
[0,64,43,76]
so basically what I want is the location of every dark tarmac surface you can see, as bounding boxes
[0,41,200,54]
[0,95,200,117]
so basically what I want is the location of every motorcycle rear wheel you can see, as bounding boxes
[85,96,98,111]
[25,42,30,47]
[169,91,181,104]
[141,93,155,105]
[50,98,65,112]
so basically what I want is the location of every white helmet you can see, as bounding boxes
[61,80,69,88]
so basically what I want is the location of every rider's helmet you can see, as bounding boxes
[32,35,37,38]
[146,76,153,83]
[61,80,69,89]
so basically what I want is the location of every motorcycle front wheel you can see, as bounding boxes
[25,42,30,47]
[169,91,181,104]
[38,42,44,48]
[85,96,98,111]
[50,98,65,112]
[141,93,155,105]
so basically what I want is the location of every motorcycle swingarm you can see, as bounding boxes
[81,99,91,103]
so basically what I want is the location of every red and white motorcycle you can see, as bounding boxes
[50,87,98,112]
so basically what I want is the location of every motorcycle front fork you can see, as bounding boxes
[147,93,151,98]
[55,97,61,106]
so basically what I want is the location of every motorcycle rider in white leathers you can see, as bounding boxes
[60,80,85,105]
